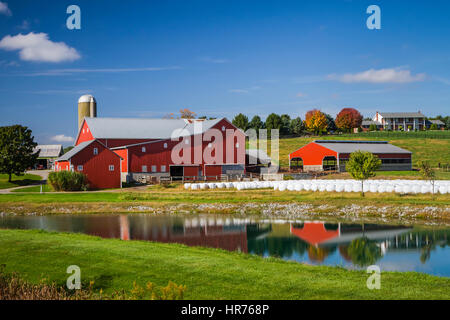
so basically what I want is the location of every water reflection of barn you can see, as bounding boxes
[123,216,250,253]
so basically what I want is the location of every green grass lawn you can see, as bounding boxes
[1,229,448,300]
[0,173,42,189]
[1,186,449,207]
[11,184,52,193]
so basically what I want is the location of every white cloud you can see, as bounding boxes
[328,68,426,84]
[51,134,74,142]
[0,2,11,16]
[0,32,80,62]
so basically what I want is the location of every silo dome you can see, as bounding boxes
[78,94,96,103]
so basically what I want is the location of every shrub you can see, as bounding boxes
[48,171,88,191]
[368,124,377,131]
[430,123,438,130]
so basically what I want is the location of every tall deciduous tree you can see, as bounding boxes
[418,161,436,194]
[290,117,303,135]
[265,113,282,138]
[179,108,196,119]
[249,115,264,136]
[335,108,363,133]
[346,151,381,197]
[304,109,328,135]
[232,113,249,131]
[0,125,39,182]
[280,114,291,136]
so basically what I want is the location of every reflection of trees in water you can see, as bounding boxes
[347,237,382,267]
[308,246,337,263]
[248,237,309,258]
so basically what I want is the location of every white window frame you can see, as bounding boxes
[142,146,146,153]
[161,165,166,172]
[93,147,98,155]
[151,165,157,173]
[77,165,83,171]
[142,165,147,172]
[163,143,168,149]
[109,165,114,171]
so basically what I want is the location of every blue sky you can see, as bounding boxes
[0,0,450,145]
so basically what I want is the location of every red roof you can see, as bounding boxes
[290,222,339,245]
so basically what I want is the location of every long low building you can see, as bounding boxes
[289,140,412,172]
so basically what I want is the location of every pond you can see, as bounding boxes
[1,214,449,277]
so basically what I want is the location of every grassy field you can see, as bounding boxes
[259,135,450,168]
[0,173,42,189]
[1,229,449,300]
[1,185,449,207]
[12,184,52,193]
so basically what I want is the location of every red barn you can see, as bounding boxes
[289,140,412,172]
[71,117,245,185]
[54,140,122,189]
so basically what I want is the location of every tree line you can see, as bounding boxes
[231,108,363,136]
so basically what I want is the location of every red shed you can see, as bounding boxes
[55,139,122,189]
[289,140,412,172]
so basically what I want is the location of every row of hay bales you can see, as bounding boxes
[184,179,450,194]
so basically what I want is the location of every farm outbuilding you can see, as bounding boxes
[55,140,122,189]
[289,140,412,172]
[34,145,63,169]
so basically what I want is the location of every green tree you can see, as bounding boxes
[418,161,436,194]
[280,114,291,136]
[324,113,337,132]
[0,125,39,182]
[430,123,438,130]
[346,151,381,197]
[249,115,264,135]
[63,146,74,154]
[265,113,282,137]
[232,113,249,131]
[369,124,377,131]
[290,117,303,136]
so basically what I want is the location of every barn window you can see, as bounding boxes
[164,143,168,149]
[77,165,83,171]
[93,148,98,155]
[222,126,226,131]
[236,143,239,148]
[142,165,147,172]
[151,165,157,173]
[322,156,338,171]
[109,165,114,171]
[161,165,166,172]
[208,143,212,148]
[82,129,85,134]
[142,146,146,153]
[185,139,189,145]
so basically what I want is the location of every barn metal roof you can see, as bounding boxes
[56,140,96,161]
[378,112,425,118]
[34,145,63,158]
[83,117,224,140]
[313,140,411,154]
[428,119,445,125]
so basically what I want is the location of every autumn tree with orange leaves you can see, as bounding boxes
[180,108,197,119]
[335,108,363,133]
[305,109,328,135]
